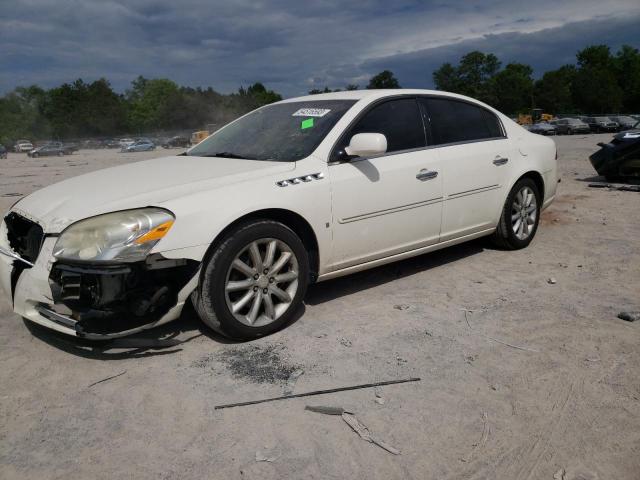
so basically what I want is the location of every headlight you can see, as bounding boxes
[53,208,174,262]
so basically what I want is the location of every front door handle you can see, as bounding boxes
[416,169,438,181]
[493,157,509,166]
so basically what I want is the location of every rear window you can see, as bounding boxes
[420,97,503,145]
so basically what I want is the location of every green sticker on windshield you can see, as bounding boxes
[301,118,314,130]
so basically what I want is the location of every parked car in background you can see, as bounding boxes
[0,89,558,340]
[121,139,155,152]
[14,140,33,152]
[610,116,637,131]
[82,139,103,149]
[528,122,557,136]
[28,143,67,157]
[0,144,7,159]
[162,136,190,148]
[551,118,590,135]
[102,139,120,149]
[582,116,619,133]
[119,138,136,148]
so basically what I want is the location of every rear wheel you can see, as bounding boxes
[196,219,309,339]
[491,178,541,250]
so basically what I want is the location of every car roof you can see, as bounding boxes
[278,89,485,105]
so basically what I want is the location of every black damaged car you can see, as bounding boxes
[589,123,640,180]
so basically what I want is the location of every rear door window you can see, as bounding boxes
[420,97,504,145]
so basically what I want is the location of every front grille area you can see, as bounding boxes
[4,212,44,265]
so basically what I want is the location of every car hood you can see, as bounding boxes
[11,155,295,233]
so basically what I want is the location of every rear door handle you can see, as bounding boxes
[493,157,509,166]
[416,169,438,181]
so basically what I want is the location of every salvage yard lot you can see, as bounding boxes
[1,136,639,479]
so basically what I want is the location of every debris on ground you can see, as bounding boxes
[283,368,304,396]
[484,335,540,353]
[460,412,489,462]
[617,311,640,322]
[214,378,421,410]
[393,304,410,310]
[196,343,301,384]
[87,370,127,388]
[548,277,557,284]
[305,405,352,415]
[255,448,280,463]
[374,387,385,405]
[342,412,400,455]
[588,183,640,192]
[553,468,566,480]
[340,338,352,347]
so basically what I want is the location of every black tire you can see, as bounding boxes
[568,128,573,135]
[32,152,38,158]
[491,177,541,250]
[195,219,309,339]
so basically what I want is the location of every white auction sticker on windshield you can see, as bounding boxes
[292,108,331,117]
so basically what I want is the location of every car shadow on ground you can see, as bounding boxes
[306,239,485,305]
[24,240,484,359]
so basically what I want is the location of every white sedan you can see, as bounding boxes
[0,89,557,340]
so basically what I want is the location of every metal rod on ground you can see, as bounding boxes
[214,377,421,410]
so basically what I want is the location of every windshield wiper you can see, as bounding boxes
[202,152,256,160]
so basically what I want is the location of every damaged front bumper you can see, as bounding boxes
[0,214,201,339]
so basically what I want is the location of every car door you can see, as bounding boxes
[327,97,445,271]
[419,97,516,242]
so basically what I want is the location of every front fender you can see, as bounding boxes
[152,158,332,270]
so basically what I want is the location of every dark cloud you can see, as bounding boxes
[0,1,638,96]
[359,14,640,89]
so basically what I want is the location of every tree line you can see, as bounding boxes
[311,44,640,116]
[1,43,638,145]
[0,78,281,145]
[432,44,639,115]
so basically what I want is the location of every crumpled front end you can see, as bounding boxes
[0,211,200,339]
[589,131,640,178]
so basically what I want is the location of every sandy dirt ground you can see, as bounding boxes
[0,136,639,480]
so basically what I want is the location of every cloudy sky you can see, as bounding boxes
[1,0,639,97]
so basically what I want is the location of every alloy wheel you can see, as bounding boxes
[224,238,299,327]
[511,186,537,240]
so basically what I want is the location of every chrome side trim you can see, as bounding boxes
[448,184,500,200]
[0,246,34,267]
[339,197,443,224]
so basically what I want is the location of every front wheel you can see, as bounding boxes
[195,219,309,339]
[491,178,541,250]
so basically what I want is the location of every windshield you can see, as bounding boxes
[567,118,583,124]
[188,100,356,162]
[616,116,635,123]
[595,117,612,122]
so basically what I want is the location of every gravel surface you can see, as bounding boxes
[1,136,639,479]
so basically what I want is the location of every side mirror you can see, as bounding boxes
[345,133,387,157]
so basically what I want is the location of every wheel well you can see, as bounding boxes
[208,209,320,282]
[520,171,545,199]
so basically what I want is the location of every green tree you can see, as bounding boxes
[534,65,577,113]
[491,63,534,114]
[0,87,50,145]
[367,70,401,89]
[572,45,623,113]
[433,51,501,105]
[127,78,184,131]
[614,45,640,112]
